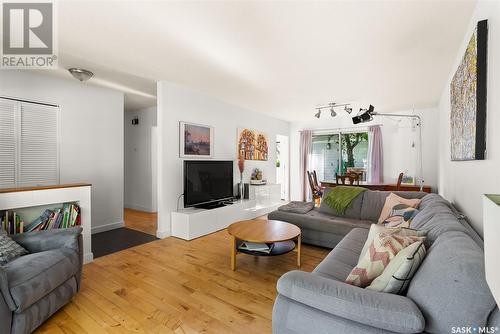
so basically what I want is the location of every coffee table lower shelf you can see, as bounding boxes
[236,240,296,257]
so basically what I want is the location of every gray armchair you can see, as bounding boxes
[0,227,83,334]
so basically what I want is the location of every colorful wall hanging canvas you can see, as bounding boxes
[450,19,488,161]
[237,128,269,161]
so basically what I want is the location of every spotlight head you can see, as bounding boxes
[344,106,353,114]
[314,109,321,118]
[330,107,337,117]
[352,105,375,124]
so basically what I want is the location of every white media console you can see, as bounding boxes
[171,184,283,240]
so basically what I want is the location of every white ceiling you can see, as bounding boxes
[55,1,475,119]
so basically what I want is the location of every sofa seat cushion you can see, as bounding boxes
[406,231,496,334]
[268,209,373,236]
[314,228,368,281]
[4,248,79,312]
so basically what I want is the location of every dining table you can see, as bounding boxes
[320,180,432,193]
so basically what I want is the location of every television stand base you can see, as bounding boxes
[172,184,282,240]
[195,202,227,210]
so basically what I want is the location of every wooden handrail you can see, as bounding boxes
[0,183,92,194]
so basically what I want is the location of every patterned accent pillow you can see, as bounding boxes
[359,224,427,262]
[346,232,424,288]
[383,204,420,228]
[367,241,426,294]
[0,229,28,265]
[378,193,421,223]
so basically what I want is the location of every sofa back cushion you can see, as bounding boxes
[319,188,364,219]
[412,194,483,246]
[406,231,496,334]
[359,191,426,222]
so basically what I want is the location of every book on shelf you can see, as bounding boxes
[1,210,25,235]
[238,241,274,254]
[1,203,82,236]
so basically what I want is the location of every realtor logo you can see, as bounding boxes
[1,1,58,68]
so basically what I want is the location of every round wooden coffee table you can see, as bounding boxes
[227,219,301,271]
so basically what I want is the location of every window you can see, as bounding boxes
[0,97,59,188]
[311,131,368,182]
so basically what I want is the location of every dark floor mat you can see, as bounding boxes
[91,228,158,258]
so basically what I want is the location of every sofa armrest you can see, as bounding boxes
[277,270,425,334]
[0,281,12,334]
[0,266,16,311]
[11,227,82,253]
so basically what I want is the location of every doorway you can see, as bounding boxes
[276,134,289,200]
[123,107,158,235]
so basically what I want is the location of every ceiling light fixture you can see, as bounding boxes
[314,102,351,119]
[68,68,94,82]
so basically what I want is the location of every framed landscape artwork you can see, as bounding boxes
[237,128,269,161]
[180,122,214,158]
[450,19,488,161]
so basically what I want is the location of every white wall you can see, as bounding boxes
[438,1,500,236]
[124,106,157,212]
[289,108,439,201]
[0,71,124,233]
[156,81,290,237]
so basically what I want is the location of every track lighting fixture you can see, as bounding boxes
[314,102,351,119]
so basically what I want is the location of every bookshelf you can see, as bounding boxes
[0,183,93,263]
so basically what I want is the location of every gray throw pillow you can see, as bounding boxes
[0,229,28,265]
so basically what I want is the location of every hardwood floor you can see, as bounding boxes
[35,230,329,334]
[124,208,157,236]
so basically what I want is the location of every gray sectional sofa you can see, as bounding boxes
[270,190,500,333]
[0,227,83,334]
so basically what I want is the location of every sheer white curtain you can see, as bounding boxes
[299,130,312,201]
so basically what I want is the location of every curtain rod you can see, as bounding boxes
[302,124,383,134]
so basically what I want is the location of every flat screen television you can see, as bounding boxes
[183,160,234,208]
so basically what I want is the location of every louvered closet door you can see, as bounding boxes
[0,99,17,188]
[19,102,59,186]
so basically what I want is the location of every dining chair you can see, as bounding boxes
[307,171,322,206]
[396,172,404,190]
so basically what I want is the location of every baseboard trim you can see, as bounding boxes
[91,221,124,234]
[156,230,171,239]
[124,203,155,213]
[84,252,94,264]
